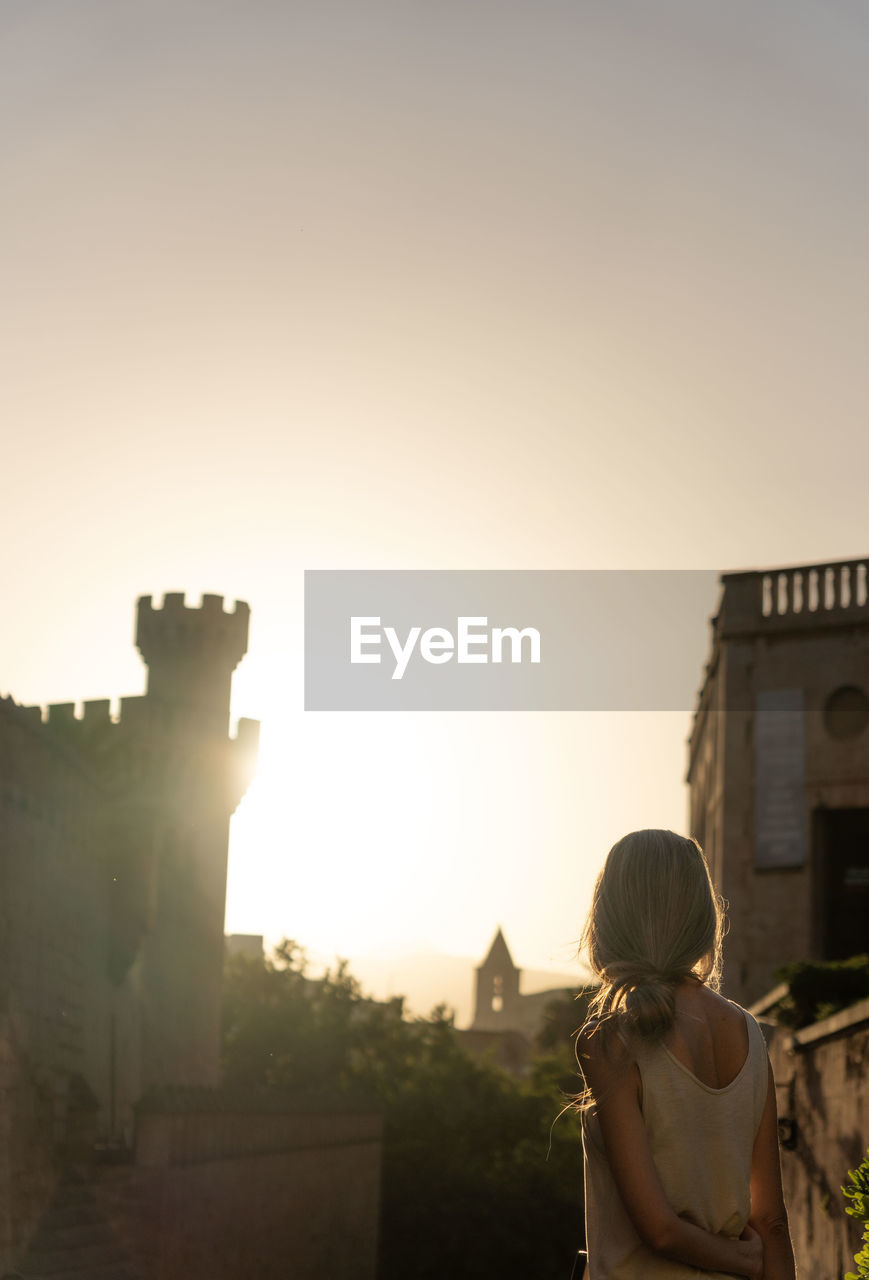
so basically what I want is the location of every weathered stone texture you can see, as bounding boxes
[97,1104,383,1280]
[766,1006,868,1280]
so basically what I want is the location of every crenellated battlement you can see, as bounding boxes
[16,694,260,806]
[136,593,251,732]
[12,592,259,807]
[19,698,114,733]
[136,593,250,671]
[22,697,259,736]
[22,697,143,732]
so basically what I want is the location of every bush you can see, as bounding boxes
[772,956,869,1030]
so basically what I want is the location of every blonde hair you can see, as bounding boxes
[579,829,725,1047]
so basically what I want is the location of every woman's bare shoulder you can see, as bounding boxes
[670,983,752,1086]
[577,1016,633,1068]
[677,981,747,1023]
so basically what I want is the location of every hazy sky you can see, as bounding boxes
[4,2,869,997]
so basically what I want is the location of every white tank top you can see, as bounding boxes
[580,1003,769,1280]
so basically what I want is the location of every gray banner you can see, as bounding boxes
[304,570,720,711]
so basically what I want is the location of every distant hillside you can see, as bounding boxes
[346,948,585,1029]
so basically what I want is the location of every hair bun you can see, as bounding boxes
[624,979,676,1040]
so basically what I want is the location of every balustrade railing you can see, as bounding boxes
[759,559,868,619]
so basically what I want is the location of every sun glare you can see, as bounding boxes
[226,673,447,959]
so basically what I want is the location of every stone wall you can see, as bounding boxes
[0,1003,56,1275]
[92,1098,383,1280]
[761,997,868,1280]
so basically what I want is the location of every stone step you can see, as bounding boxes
[15,1173,142,1280]
[18,1238,128,1276]
[32,1204,106,1232]
[27,1221,116,1254]
[19,1265,137,1280]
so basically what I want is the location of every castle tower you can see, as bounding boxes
[472,928,522,1030]
[136,592,249,735]
[688,558,869,1005]
[133,592,258,1090]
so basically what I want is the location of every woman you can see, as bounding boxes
[576,829,797,1279]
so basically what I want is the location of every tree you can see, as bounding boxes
[221,939,366,1093]
[531,987,596,1097]
[221,940,584,1280]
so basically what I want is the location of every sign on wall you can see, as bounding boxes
[754,687,807,869]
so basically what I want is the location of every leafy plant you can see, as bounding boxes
[772,956,869,1030]
[843,1148,869,1280]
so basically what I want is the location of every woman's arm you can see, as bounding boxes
[747,1058,797,1280]
[578,1027,763,1279]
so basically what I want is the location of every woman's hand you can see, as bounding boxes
[739,1222,764,1278]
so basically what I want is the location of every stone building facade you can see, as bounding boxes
[687,557,869,1005]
